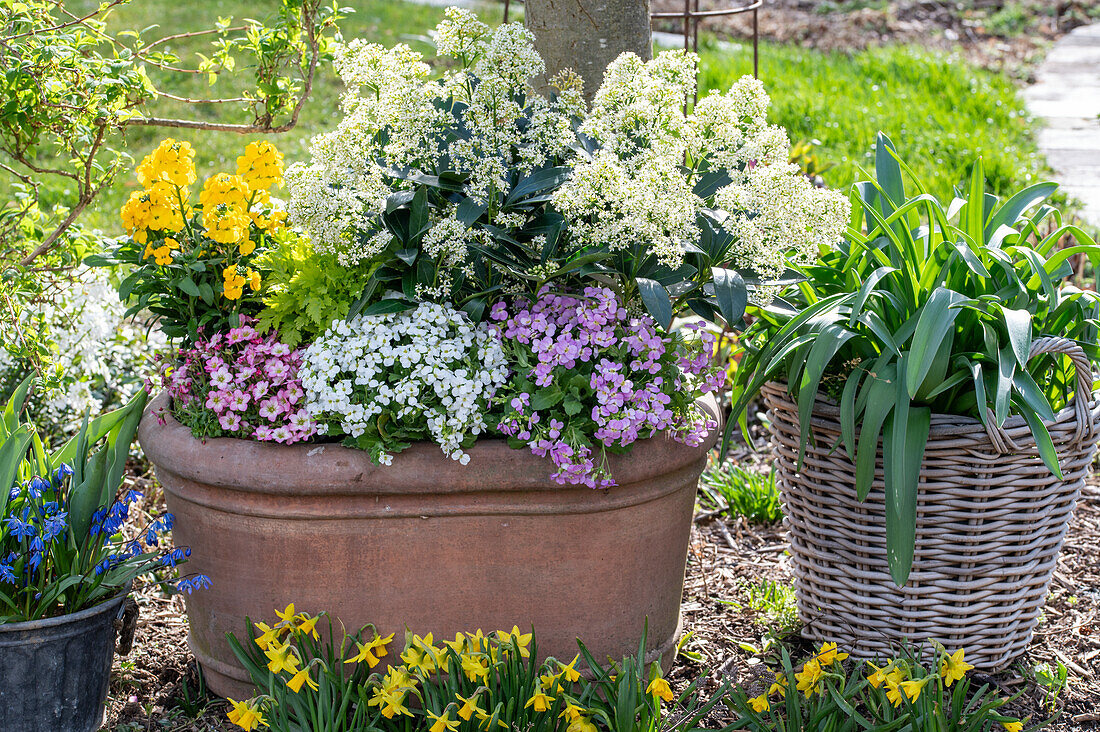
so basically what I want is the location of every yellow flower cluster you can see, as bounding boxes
[120,139,288,287]
[137,138,196,187]
[237,140,284,191]
[120,181,185,245]
[866,646,974,707]
[142,237,180,266]
[223,266,261,301]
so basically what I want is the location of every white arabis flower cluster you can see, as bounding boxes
[300,303,509,465]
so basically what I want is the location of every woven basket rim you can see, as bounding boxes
[763,380,1100,440]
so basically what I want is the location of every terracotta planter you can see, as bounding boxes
[139,392,719,699]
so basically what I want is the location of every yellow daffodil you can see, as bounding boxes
[558,655,581,683]
[795,658,823,698]
[940,649,973,687]
[275,604,296,626]
[459,651,490,682]
[253,621,282,651]
[444,632,468,655]
[748,694,770,713]
[287,667,318,693]
[816,642,849,666]
[381,666,415,692]
[465,629,488,650]
[226,698,266,731]
[559,703,586,722]
[866,661,891,689]
[264,640,300,675]
[368,687,411,719]
[567,718,598,732]
[368,632,395,658]
[884,669,906,707]
[1002,722,1023,732]
[526,690,554,713]
[768,671,788,698]
[498,626,533,657]
[456,692,484,721]
[345,641,381,668]
[475,707,509,730]
[646,676,674,703]
[899,676,932,702]
[540,670,564,692]
[293,614,319,640]
[427,709,460,732]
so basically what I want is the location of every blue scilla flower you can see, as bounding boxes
[29,535,45,553]
[159,547,191,568]
[27,476,49,499]
[52,463,73,485]
[0,563,14,584]
[8,484,18,501]
[5,513,36,539]
[42,512,67,542]
[126,540,143,558]
[176,574,211,595]
[124,489,143,504]
[27,551,42,572]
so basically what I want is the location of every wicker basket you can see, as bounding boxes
[763,336,1100,670]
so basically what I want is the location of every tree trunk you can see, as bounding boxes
[525,0,652,101]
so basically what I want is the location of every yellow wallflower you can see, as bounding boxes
[646,676,674,703]
[204,204,251,246]
[940,648,973,687]
[223,267,248,301]
[236,140,284,191]
[816,642,849,666]
[200,172,251,209]
[226,698,266,731]
[287,667,318,693]
[137,138,197,188]
[427,710,460,732]
[525,690,554,713]
[251,207,287,232]
[748,694,770,713]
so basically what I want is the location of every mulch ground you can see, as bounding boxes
[102,464,1100,731]
[650,0,1098,78]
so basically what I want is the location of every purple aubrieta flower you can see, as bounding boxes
[494,285,725,488]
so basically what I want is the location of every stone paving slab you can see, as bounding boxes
[1024,23,1100,227]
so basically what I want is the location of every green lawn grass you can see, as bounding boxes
[57,0,1045,234]
[695,38,1045,200]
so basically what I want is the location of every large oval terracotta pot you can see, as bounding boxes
[139,392,719,699]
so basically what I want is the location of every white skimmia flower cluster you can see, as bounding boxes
[299,303,509,465]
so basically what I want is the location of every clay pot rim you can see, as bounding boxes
[139,392,721,495]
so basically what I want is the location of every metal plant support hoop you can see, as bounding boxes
[762,336,1100,671]
[502,0,763,81]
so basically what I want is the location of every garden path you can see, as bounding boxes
[1024,23,1100,227]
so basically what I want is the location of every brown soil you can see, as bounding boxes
[101,467,1100,730]
[651,0,1100,79]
